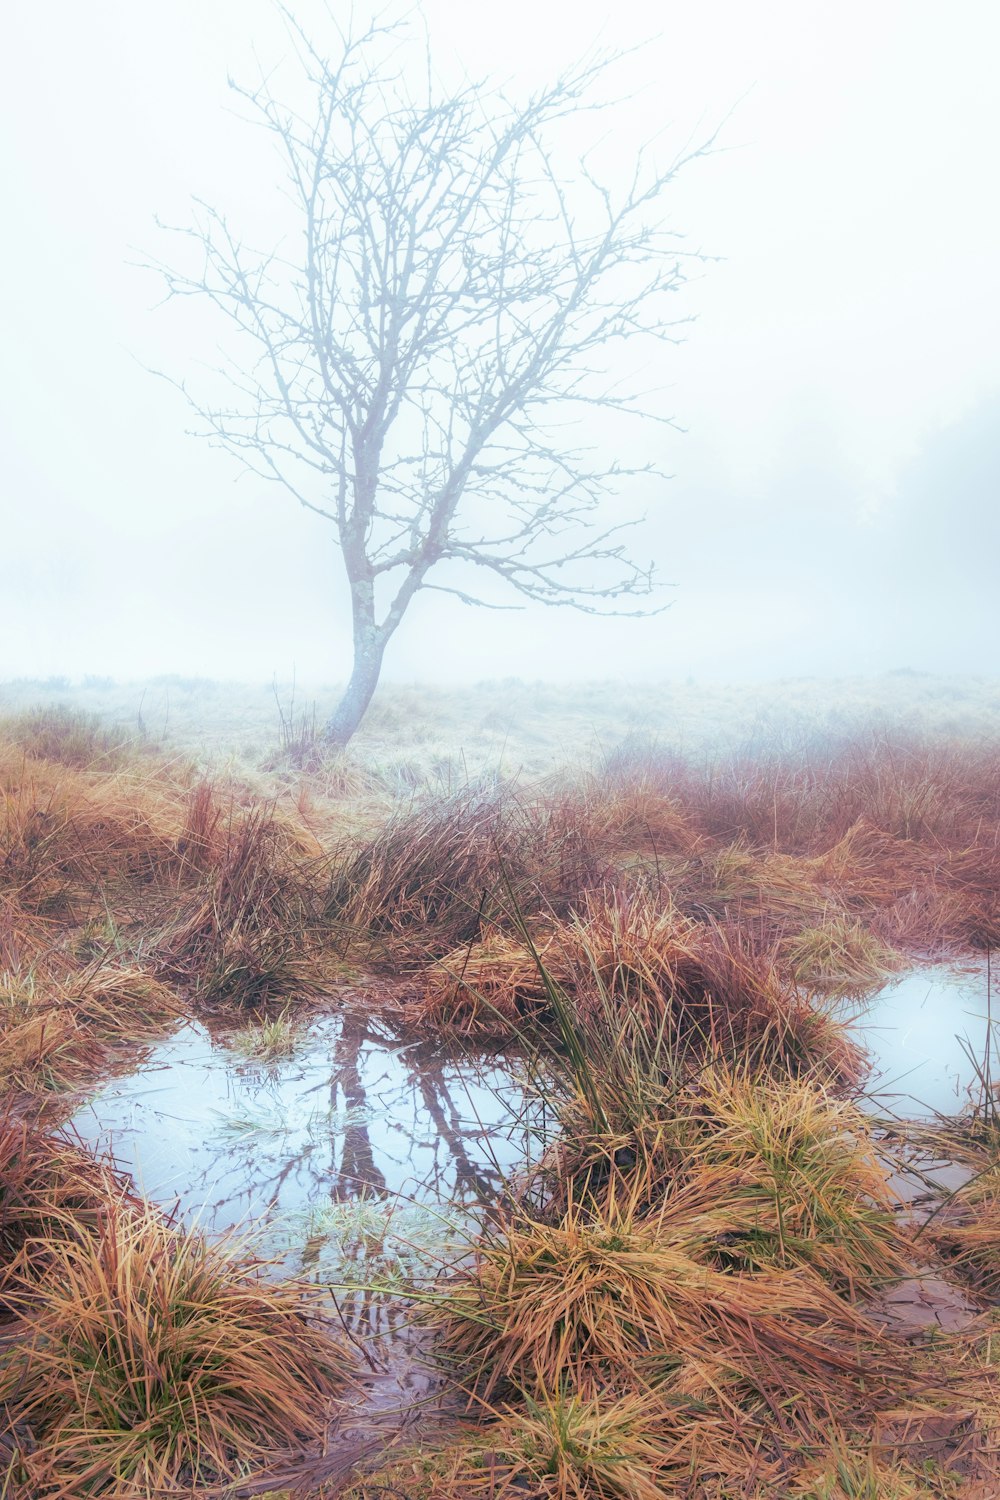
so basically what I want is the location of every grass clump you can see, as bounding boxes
[156,804,326,1006]
[227,1007,302,1062]
[348,1389,710,1500]
[428,1179,893,1409]
[1,1202,354,1497]
[420,887,864,1093]
[0,705,146,770]
[0,1113,127,1307]
[696,1068,909,1293]
[0,991,104,1097]
[782,916,900,996]
[922,1120,1000,1302]
[325,786,527,962]
[0,962,182,1099]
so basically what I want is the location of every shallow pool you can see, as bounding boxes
[71,1014,539,1306]
[852,959,995,1116]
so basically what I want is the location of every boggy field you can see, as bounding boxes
[2,680,1000,1498]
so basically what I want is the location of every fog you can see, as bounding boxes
[2,1,998,686]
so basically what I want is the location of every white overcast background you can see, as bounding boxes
[2,1,997,685]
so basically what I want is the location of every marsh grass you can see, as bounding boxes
[156,804,328,1006]
[227,1008,302,1062]
[496,1387,706,1500]
[0,705,149,771]
[324,785,527,962]
[919,991,1000,1300]
[0,1114,133,1308]
[427,1170,899,1404]
[0,960,182,1099]
[3,706,1000,1496]
[410,896,939,1495]
[0,1202,354,1498]
[421,885,865,1099]
[783,917,901,996]
[0,992,105,1096]
[695,1068,909,1293]
[923,1137,1000,1301]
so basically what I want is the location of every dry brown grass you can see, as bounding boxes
[1,1201,355,1497]
[2,712,1000,1497]
[0,1113,129,1308]
[424,1175,929,1491]
[155,802,333,1006]
[693,1068,910,1293]
[0,959,185,1100]
[417,888,864,1086]
[324,786,528,963]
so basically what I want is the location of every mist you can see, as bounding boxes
[5,13,1000,1482]
[2,0,998,688]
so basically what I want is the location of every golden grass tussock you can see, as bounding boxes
[0,749,185,920]
[0,1113,129,1307]
[922,1123,1000,1304]
[413,1159,993,1496]
[694,1069,910,1293]
[0,1201,355,1498]
[530,1063,909,1292]
[346,1405,997,1500]
[418,888,724,1035]
[781,915,900,995]
[416,927,560,1034]
[0,1002,105,1098]
[0,961,183,1099]
[426,1184,918,1479]
[931,1189,1000,1303]
[418,888,865,1084]
[528,773,703,904]
[0,894,51,974]
[937,840,1000,948]
[346,1387,760,1500]
[324,786,526,961]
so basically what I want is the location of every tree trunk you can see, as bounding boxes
[324,628,386,747]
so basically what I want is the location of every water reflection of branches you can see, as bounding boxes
[75,1016,543,1338]
[316,1020,539,1341]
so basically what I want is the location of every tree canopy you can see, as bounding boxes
[153,10,711,742]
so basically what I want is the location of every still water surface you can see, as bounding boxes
[852,960,993,1116]
[72,1014,539,1319]
[72,961,996,1274]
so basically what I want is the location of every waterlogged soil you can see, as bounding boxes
[71,962,992,1237]
[851,960,993,1340]
[852,959,994,1117]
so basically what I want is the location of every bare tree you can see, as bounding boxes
[153,11,710,745]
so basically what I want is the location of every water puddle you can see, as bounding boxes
[71,1014,540,1313]
[852,960,994,1117]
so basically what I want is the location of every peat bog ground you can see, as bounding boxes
[2,678,1000,1498]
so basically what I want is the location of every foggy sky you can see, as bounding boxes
[2,1,998,685]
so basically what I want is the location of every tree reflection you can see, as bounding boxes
[73,1015,540,1316]
[326,1015,388,1200]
